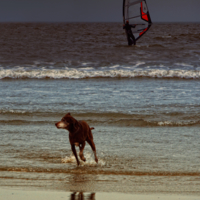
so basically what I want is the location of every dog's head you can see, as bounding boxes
[55,113,79,132]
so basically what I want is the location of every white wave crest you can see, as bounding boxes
[158,121,174,126]
[0,109,27,114]
[158,121,198,126]
[175,63,194,68]
[0,68,200,79]
[61,152,105,167]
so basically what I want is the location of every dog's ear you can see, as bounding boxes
[67,113,71,116]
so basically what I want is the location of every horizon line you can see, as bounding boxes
[0,21,200,24]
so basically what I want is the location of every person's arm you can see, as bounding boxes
[130,25,136,28]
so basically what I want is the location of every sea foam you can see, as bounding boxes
[0,68,200,79]
[61,152,105,167]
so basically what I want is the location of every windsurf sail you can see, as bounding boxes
[123,0,152,43]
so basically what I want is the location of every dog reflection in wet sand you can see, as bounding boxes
[55,113,98,166]
[70,192,95,200]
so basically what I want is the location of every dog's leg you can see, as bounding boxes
[79,142,86,162]
[78,192,84,200]
[89,193,95,200]
[71,192,76,199]
[71,144,80,166]
[87,139,98,163]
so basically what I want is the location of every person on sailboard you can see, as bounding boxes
[123,20,136,46]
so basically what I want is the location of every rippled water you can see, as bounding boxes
[0,23,200,194]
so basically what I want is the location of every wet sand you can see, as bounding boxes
[0,188,199,200]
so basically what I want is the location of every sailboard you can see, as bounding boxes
[123,0,152,44]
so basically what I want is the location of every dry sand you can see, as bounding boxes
[0,188,199,200]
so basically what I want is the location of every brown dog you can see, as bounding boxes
[55,113,98,166]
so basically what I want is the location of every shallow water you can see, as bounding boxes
[0,23,200,194]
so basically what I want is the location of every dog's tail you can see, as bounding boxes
[90,127,95,130]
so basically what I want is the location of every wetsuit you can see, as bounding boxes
[123,23,136,46]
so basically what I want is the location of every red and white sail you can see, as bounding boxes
[123,0,152,41]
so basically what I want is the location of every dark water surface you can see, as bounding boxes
[0,23,200,194]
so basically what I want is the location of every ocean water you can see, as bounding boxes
[0,23,200,194]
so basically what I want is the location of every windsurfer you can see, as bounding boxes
[123,20,136,46]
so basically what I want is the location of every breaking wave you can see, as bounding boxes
[1,109,200,127]
[0,68,200,79]
[1,119,199,127]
